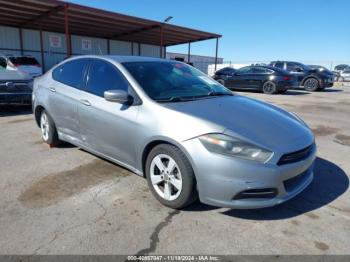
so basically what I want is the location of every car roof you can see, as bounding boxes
[70,55,170,63]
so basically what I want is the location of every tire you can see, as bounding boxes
[262,81,277,94]
[217,79,225,86]
[145,144,197,209]
[279,89,288,94]
[40,110,59,146]
[303,77,320,91]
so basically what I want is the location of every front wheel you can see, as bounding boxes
[303,77,320,91]
[262,81,277,94]
[217,79,225,86]
[146,144,197,209]
[40,110,59,146]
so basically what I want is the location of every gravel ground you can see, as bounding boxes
[0,83,349,255]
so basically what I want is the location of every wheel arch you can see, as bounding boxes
[140,138,197,179]
[301,75,321,86]
[34,105,45,127]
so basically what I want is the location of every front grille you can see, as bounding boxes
[0,81,32,94]
[233,188,277,200]
[284,170,309,192]
[277,144,313,165]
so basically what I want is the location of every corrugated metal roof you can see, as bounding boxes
[0,0,221,46]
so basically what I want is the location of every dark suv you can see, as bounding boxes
[269,61,334,91]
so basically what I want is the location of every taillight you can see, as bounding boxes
[35,64,42,68]
[283,76,290,81]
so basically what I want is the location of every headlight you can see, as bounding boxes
[199,134,273,163]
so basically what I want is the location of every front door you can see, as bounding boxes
[78,58,140,167]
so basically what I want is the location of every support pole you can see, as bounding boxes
[107,39,110,55]
[214,37,219,72]
[160,25,164,58]
[39,27,45,71]
[131,42,134,56]
[19,28,24,56]
[187,42,191,63]
[138,42,141,56]
[64,3,71,57]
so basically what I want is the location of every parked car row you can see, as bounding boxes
[213,61,339,94]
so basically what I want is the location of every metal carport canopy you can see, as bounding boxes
[0,0,221,47]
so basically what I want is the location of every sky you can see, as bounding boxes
[68,0,350,64]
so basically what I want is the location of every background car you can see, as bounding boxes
[270,61,334,91]
[0,66,33,105]
[0,55,43,78]
[213,65,297,94]
[334,64,349,73]
[338,68,350,82]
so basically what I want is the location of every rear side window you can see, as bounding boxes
[237,67,254,74]
[52,59,89,89]
[252,67,273,74]
[86,59,129,97]
[9,57,39,66]
[274,62,284,69]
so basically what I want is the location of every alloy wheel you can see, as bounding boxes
[304,78,318,90]
[150,154,182,201]
[40,112,50,141]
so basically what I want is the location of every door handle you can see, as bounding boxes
[49,87,56,92]
[80,99,91,106]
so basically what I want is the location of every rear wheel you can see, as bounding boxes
[303,77,320,91]
[262,81,277,94]
[146,144,197,209]
[40,110,59,146]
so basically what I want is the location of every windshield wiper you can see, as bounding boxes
[156,97,195,103]
[207,91,233,97]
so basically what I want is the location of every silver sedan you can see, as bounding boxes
[33,56,316,209]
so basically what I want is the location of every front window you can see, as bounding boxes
[123,61,232,102]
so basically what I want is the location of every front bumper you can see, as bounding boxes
[183,139,316,209]
[0,93,32,105]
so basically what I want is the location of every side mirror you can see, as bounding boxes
[104,90,133,105]
[294,67,303,72]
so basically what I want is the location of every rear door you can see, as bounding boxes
[78,58,140,167]
[226,67,255,89]
[250,67,272,88]
[49,58,90,143]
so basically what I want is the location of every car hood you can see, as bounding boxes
[0,70,32,81]
[163,95,314,153]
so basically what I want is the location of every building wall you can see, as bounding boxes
[0,25,162,71]
[166,52,223,74]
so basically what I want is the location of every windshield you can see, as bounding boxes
[123,61,232,102]
[9,57,39,66]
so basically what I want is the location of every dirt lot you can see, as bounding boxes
[0,83,349,255]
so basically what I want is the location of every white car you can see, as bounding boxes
[0,55,43,78]
[339,69,350,82]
